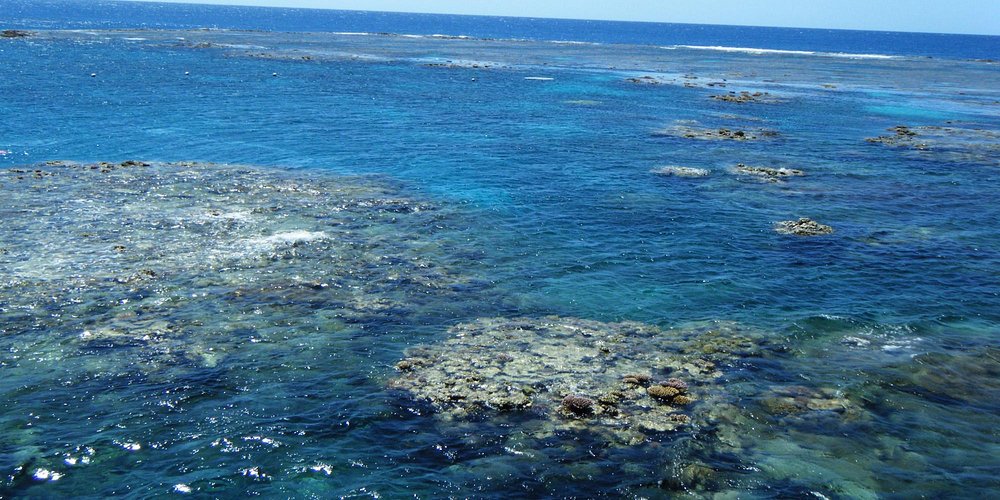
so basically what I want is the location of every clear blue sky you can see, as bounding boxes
[124,0,1000,35]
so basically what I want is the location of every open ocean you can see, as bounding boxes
[2,0,999,497]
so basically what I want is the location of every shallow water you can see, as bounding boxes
[1,23,999,499]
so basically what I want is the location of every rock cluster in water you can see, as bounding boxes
[389,317,766,446]
[867,124,1000,166]
[625,74,729,90]
[423,60,508,70]
[625,75,669,85]
[866,125,928,149]
[653,124,779,141]
[711,91,776,104]
[731,163,805,182]
[775,217,834,236]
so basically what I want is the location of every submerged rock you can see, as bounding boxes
[731,163,804,182]
[389,317,767,446]
[775,218,834,236]
[883,347,1000,404]
[650,166,711,178]
[757,385,861,423]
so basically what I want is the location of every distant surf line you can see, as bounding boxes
[667,44,902,59]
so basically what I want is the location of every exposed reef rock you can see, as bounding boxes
[389,317,767,446]
[1,30,33,38]
[650,166,711,178]
[653,123,779,141]
[626,75,668,85]
[775,218,834,236]
[867,124,1000,166]
[625,75,728,89]
[711,91,778,104]
[866,125,928,149]
[731,163,804,182]
[423,60,509,70]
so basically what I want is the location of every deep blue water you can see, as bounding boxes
[1,1,1000,498]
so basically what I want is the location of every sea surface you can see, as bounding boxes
[1,0,999,498]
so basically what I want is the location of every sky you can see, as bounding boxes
[122,0,1000,36]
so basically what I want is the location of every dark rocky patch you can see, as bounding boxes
[711,91,778,104]
[653,124,779,141]
[775,218,834,236]
[1,30,33,38]
[731,163,804,182]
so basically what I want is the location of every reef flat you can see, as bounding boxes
[390,317,763,444]
[0,160,480,377]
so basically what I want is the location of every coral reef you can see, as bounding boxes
[0,160,476,376]
[389,317,767,446]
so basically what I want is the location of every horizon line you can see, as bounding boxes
[116,0,1000,37]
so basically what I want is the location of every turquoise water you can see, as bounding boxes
[1,18,999,500]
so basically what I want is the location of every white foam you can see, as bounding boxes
[525,76,555,81]
[309,463,334,475]
[33,469,63,481]
[120,441,142,451]
[669,45,900,60]
[550,40,601,46]
[256,230,327,246]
